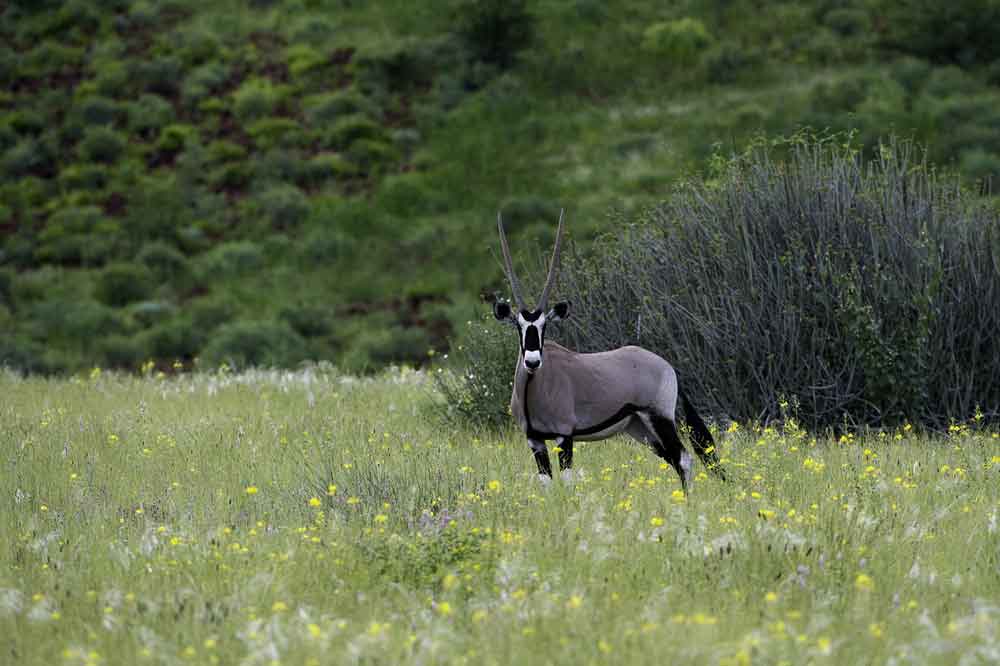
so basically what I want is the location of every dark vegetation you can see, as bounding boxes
[442,139,1000,430]
[2,0,1000,380]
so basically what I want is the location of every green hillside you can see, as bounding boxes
[3,0,1000,374]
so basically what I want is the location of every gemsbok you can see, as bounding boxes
[493,211,726,491]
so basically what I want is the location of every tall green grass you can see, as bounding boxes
[2,369,998,664]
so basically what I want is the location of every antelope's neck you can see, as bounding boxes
[511,357,535,431]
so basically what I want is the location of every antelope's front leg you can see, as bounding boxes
[529,439,552,477]
[556,436,574,471]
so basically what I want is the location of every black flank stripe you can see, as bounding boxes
[523,374,638,440]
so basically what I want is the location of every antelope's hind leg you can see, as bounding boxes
[627,414,693,492]
[556,436,574,471]
[529,438,553,478]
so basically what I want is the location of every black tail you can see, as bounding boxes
[679,386,726,480]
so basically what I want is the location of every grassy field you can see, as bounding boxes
[2,368,998,665]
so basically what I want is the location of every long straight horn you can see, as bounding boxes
[497,213,526,310]
[537,209,565,311]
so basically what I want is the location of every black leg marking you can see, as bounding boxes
[679,387,726,480]
[649,414,691,493]
[529,439,552,477]
[557,437,574,471]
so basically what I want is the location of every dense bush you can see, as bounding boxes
[200,320,307,369]
[641,18,713,67]
[446,138,1000,429]
[878,0,1000,66]
[453,0,534,69]
[137,241,190,284]
[232,78,281,124]
[95,262,155,307]
[436,314,516,428]
[78,126,126,163]
[35,205,118,266]
[247,184,310,231]
[198,241,264,278]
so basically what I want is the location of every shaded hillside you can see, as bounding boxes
[2,0,1000,373]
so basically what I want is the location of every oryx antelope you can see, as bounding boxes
[493,212,726,491]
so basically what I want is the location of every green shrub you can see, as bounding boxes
[79,126,126,163]
[129,300,176,328]
[20,41,85,79]
[95,262,155,307]
[300,153,359,186]
[133,56,183,96]
[172,27,221,66]
[58,163,109,191]
[10,266,69,304]
[303,90,376,127]
[128,94,176,136]
[99,334,147,369]
[35,205,119,266]
[248,148,304,186]
[139,319,203,360]
[0,48,16,89]
[93,61,129,97]
[8,109,47,135]
[0,120,16,153]
[0,335,49,374]
[2,138,54,177]
[298,226,355,266]
[378,173,445,217]
[207,140,248,164]
[137,241,189,283]
[0,268,13,306]
[453,0,534,69]
[879,0,1000,66]
[232,78,280,124]
[822,8,871,37]
[704,40,761,84]
[27,298,122,342]
[889,56,933,94]
[286,44,330,81]
[959,148,1000,185]
[247,117,305,150]
[200,320,307,369]
[498,196,562,232]
[346,138,398,174]
[247,184,310,230]
[279,303,332,338]
[922,65,983,98]
[289,16,335,44]
[347,325,431,370]
[641,18,713,66]
[181,61,230,106]
[156,124,198,153]
[75,95,122,127]
[435,315,515,428]
[356,37,462,94]
[189,296,236,332]
[198,241,264,278]
[321,114,382,150]
[124,174,224,245]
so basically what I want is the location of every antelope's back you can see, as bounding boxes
[552,344,676,417]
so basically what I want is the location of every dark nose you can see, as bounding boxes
[525,359,540,370]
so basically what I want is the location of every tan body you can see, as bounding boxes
[510,342,678,439]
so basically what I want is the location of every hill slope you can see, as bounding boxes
[2,0,1000,373]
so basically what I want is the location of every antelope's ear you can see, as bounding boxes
[493,301,512,321]
[548,301,571,321]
